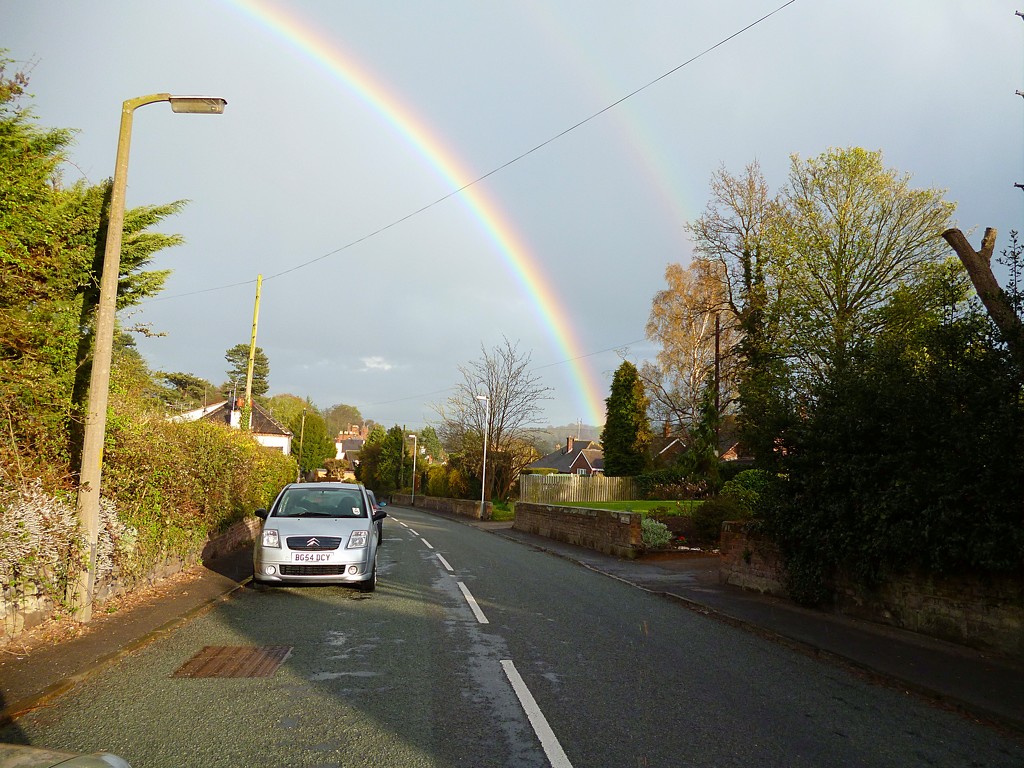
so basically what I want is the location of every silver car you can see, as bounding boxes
[0,744,131,767]
[364,488,386,543]
[253,483,386,592]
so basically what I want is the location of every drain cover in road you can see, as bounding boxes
[172,645,292,678]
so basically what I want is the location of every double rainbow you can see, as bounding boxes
[224,0,607,425]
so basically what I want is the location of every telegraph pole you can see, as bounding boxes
[243,274,262,429]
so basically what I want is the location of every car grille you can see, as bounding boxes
[286,536,342,551]
[279,564,350,576]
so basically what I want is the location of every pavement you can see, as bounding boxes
[2,511,1023,740]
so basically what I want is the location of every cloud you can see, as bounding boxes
[360,356,394,372]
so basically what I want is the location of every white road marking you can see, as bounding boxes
[436,553,454,572]
[421,538,434,549]
[408,528,420,536]
[456,581,489,624]
[501,660,575,768]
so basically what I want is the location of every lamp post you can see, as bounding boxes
[407,434,418,505]
[476,395,489,519]
[73,93,226,623]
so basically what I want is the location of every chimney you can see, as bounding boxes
[566,436,575,454]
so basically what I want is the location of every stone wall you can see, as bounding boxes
[719,521,787,596]
[0,516,259,645]
[719,521,1024,658]
[513,502,642,559]
[391,494,492,520]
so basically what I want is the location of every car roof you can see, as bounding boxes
[288,482,363,491]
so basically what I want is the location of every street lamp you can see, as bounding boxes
[73,93,226,623]
[407,434,417,505]
[476,395,489,519]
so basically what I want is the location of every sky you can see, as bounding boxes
[5,1,1023,431]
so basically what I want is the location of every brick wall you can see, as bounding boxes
[719,521,1024,658]
[513,502,642,559]
[391,494,492,520]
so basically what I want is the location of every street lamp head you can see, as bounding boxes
[169,96,227,114]
[476,395,488,402]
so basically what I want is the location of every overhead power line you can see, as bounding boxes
[150,0,799,301]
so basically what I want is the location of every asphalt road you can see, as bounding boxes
[3,506,1022,767]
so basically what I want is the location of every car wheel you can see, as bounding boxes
[357,563,377,593]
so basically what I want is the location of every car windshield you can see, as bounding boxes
[274,488,367,518]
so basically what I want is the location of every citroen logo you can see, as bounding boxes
[307,537,320,547]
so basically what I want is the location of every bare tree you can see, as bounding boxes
[435,338,551,498]
[942,227,1024,374]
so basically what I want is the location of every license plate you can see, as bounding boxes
[293,552,333,563]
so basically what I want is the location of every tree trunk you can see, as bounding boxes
[942,227,1024,373]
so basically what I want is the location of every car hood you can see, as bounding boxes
[263,516,371,538]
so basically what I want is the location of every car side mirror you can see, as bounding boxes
[372,510,387,521]
[255,508,268,520]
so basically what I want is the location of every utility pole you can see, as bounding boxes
[244,274,262,429]
[297,409,307,481]
[399,424,406,490]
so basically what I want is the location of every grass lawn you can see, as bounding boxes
[556,500,701,516]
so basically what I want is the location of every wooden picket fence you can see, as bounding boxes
[519,474,638,504]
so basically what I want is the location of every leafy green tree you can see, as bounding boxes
[355,424,387,490]
[678,383,721,491]
[288,408,333,474]
[159,372,220,410]
[323,403,362,438]
[764,282,1024,604]
[601,361,653,476]
[382,425,413,492]
[265,394,310,428]
[0,57,184,480]
[779,147,955,380]
[224,343,269,398]
[418,425,444,462]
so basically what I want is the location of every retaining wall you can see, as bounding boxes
[391,494,492,520]
[1,516,259,645]
[513,502,642,559]
[719,521,1024,658]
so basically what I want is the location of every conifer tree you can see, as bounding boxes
[600,361,653,476]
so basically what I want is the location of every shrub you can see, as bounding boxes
[689,496,744,547]
[636,469,709,500]
[719,469,774,517]
[641,516,672,549]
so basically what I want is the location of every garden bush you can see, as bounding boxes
[719,469,774,518]
[689,496,744,547]
[641,516,672,549]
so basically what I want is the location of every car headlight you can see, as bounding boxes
[262,529,280,548]
[347,530,369,548]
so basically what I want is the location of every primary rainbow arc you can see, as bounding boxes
[225,0,607,425]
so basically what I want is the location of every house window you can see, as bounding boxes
[576,468,587,476]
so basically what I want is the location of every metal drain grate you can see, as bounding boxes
[172,645,292,678]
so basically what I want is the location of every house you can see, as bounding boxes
[651,436,687,467]
[171,399,293,455]
[526,437,604,476]
[335,438,365,464]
